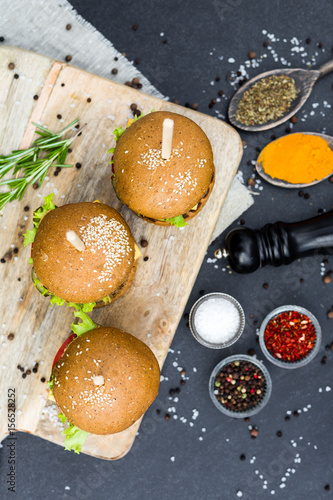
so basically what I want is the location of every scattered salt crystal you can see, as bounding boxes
[236,491,243,498]
[170,456,175,462]
[194,297,240,344]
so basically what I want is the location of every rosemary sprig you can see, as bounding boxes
[0,119,80,211]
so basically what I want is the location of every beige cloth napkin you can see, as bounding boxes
[0,0,253,239]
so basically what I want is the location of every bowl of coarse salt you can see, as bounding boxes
[189,292,245,349]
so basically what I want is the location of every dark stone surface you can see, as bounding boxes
[1,1,333,499]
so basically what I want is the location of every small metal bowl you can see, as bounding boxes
[209,354,272,418]
[189,293,245,349]
[259,305,322,369]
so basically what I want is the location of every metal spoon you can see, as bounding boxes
[256,132,333,188]
[228,59,333,132]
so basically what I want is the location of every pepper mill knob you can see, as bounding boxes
[225,211,333,274]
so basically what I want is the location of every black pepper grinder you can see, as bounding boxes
[223,211,333,273]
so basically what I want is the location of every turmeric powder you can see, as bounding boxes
[259,133,333,184]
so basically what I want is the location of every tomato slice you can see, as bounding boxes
[52,333,77,371]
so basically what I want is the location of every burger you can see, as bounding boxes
[24,194,140,309]
[110,111,215,227]
[48,308,160,453]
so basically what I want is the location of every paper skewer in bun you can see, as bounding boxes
[112,111,215,227]
[25,197,141,307]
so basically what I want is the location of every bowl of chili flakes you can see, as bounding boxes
[259,305,322,369]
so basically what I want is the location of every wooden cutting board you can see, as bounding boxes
[0,46,242,460]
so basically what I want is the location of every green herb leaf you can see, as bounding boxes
[0,119,79,211]
[47,378,54,391]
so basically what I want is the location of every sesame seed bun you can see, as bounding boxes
[52,326,160,435]
[113,111,215,223]
[33,202,136,304]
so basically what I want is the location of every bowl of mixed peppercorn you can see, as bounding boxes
[259,305,322,369]
[209,355,272,418]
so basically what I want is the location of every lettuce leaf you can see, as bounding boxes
[47,378,54,391]
[67,303,96,336]
[159,215,188,228]
[113,126,126,141]
[102,295,111,305]
[24,193,56,247]
[58,413,89,454]
[50,295,66,307]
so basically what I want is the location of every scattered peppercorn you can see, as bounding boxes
[41,377,46,383]
[321,356,327,365]
[75,162,82,169]
[0,36,4,42]
[111,68,118,75]
[7,333,14,341]
[1,258,6,264]
[248,51,256,59]
[285,127,291,134]
[134,109,141,117]
[263,283,269,289]
[22,373,27,379]
[33,95,39,100]
[327,310,333,319]
[14,74,19,79]
[66,24,72,30]
[134,58,140,65]
[323,274,332,284]
[251,428,259,438]
[285,415,290,421]
[247,348,256,356]
[191,103,199,110]
[32,183,39,189]
[130,103,138,110]
[57,114,62,119]
[143,256,149,262]
[180,379,186,386]
[164,413,170,420]
[244,417,250,423]
[199,290,205,296]
[329,176,333,183]
[87,97,91,103]
[270,134,276,141]
[218,90,224,96]
[61,83,65,87]
[175,388,180,394]
[240,454,246,461]
[140,239,148,247]
[263,41,268,47]
[293,410,299,417]
[13,248,18,254]
[304,193,310,199]
[318,42,323,49]
[325,484,330,491]
[132,24,138,31]
[306,38,311,44]
[291,116,298,124]
[181,369,186,377]
[276,430,282,437]
[247,178,256,187]
[65,55,72,62]
[156,409,160,415]
[8,62,15,70]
